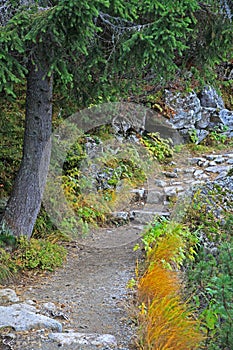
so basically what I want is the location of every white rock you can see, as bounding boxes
[183,167,196,174]
[25,299,37,306]
[209,161,217,166]
[205,154,218,160]
[42,302,57,312]
[215,157,225,164]
[193,169,204,178]
[154,179,167,187]
[0,289,19,304]
[188,157,205,165]
[164,185,184,196]
[49,332,117,347]
[205,165,231,173]
[0,303,62,332]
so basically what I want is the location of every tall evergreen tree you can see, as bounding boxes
[0,0,232,238]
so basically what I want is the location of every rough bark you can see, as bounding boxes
[0,59,53,238]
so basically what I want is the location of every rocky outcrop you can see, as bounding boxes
[165,86,233,143]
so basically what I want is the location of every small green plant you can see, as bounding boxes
[186,232,233,350]
[140,132,173,162]
[200,125,229,147]
[188,128,199,144]
[62,138,149,230]
[208,125,229,145]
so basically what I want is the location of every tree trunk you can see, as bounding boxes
[0,59,53,238]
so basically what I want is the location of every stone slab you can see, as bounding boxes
[0,303,62,332]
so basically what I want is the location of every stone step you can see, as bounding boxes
[146,189,165,204]
[130,209,170,224]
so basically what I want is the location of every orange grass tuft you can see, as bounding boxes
[138,232,204,349]
[148,234,184,265]
[144,296,203,350]
[139,265,179,301]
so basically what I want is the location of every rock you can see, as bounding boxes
[146,190,164,204]
[224,153,233,158]
[196,109,211,129]
[193,169,204,178]
[0,289,19,304]
[215,157,225,164]
[209,161,217,166]
[215,171,228,180]
[154,179,167,187]
[205,154,218,160]
[164,185,184,199]
[164,86,233,144]
[42,302,57,312]
[195,129,209,143]
[205,165,231,173]
[130,188,146,200]
[111,212,129,222]
[165,90,202,129]
[130,210,170,224]
[219,109,233,128]
[183,167,196,174]
[48,332,117,347]
[196,159,209,167]
[198,173,209,180]
[199,86,224,109]
[0,303,62,332]
[85,137,103,158]
[188,157,205,165]
[163,171,178,178]
[25,299,37,306]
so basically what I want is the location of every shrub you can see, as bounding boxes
[185,224,233,350]
[0,236,67,283]
[183,180,233,350]
[13,237,67,271]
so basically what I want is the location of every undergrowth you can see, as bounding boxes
[60,130,172,232]
[0,234,66,282]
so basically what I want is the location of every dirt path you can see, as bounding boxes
[7,225,143,350]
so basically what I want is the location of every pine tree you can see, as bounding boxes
[0,0,232,238]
